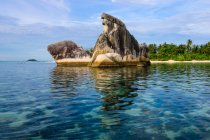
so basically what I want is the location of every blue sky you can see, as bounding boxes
[0,0,210,61]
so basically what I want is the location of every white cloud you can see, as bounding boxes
[126,10,210,36]
[41,0,70,12]
[0,24,50,35]
[111,0,173,5]
[0,19,101,36]
[0,0,70,26]
[177,12,210,35]
[112,0,210,36]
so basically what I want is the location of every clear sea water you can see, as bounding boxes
[0,62,210,140]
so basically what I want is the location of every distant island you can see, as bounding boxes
[27,59,38,62]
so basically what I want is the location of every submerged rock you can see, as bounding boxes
[89,13,150,67]
[47,41,91,66]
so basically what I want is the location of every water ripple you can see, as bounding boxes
[0,63,210,139]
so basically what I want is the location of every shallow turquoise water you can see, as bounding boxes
[0,62,210,140]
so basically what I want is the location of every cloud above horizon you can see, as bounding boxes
[111,0,173,5]
[0,0,71,26]
[0,0,210,60]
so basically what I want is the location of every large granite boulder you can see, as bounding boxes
[89,13,150,67]
[48,41,91,66]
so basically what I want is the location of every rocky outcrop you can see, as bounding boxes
[138,43,150,66]
[89,13,150,67]
[48,41,91,66]
[48,41,90,60]
[47,13,150,67]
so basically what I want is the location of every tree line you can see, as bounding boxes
[148,40,210,60]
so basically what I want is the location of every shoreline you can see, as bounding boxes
[151,60,210,64]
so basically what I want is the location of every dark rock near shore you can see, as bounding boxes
[48,41,90,60]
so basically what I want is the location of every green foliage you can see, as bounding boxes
[86,48,94,56]
[148,44,157,54]
[148,40,210,61]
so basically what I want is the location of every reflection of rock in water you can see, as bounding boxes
[50,66,91,97]
[91,67,149,111]
[50,66,149,110]
[50,66,150,128]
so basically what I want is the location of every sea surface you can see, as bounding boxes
[0,62,210,140]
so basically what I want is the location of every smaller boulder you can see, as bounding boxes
[48,41,91,66]
[48,41,90,60]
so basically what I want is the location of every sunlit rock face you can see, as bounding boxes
[48,41,91,66]
[47,13,150,67]
[90,13,150,67]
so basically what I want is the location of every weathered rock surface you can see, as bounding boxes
[48,41,91,66]
[47,13,150,67]
[138,43,150,66]
[89,13,150,67]
[91,53,122,67]
[48,41,90,60]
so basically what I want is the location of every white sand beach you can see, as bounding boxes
[151,60,210,64]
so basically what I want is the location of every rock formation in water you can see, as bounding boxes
[89,13,150,67]
[139,43,150,66]
[47,41,91,66]
[47,13,150,67]
[48,41,90,60]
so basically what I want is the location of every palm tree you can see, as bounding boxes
[186,39,192,53]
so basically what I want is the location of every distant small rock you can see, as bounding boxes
[27,59,38,62]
